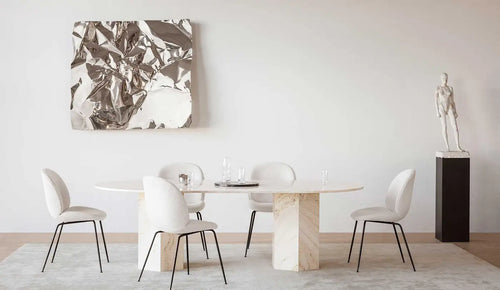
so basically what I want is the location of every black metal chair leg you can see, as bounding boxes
[347,221,358,263]
[202,231,209,259]
[138,231,161,282]
[356,221,366,272]
[393,223,405,263]
[246,212,256,251]
[41,224,61,272]
[51,223,64,263]
[92,221,103,273]
[169,235,182,290]
[196,212,205,252]
[196,212,206,252]
[186,235,190,275]
[244,212,253,257]
[397,224,416,271]
[99,221,110,263]
[198,212,209,259]
[248,211,256,247]
[210,230,227,284]
[245,210,256,257]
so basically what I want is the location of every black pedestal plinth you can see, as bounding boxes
[436,157,470,242]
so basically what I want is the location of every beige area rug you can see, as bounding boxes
[0,243,498,289]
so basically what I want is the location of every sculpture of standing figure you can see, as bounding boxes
[435,73,466,152]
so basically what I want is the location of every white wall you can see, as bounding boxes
[1,0,499,233]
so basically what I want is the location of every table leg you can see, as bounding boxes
[273,193,319,271]
[138,193,184,271]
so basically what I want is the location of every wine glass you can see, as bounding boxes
[321,169,328,185]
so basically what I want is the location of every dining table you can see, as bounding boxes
[95,179,363,272]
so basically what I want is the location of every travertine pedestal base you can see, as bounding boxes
[272,193,319,271]
[138,193,184,271]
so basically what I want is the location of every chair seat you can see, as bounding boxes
[249,200,272,212]
[187,201,205,213]
[167,219,217,234]
[350,207,401,222]
[56,206,106,223]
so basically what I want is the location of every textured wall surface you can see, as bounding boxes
[0,0,498,232]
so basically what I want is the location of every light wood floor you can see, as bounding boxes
[1,233,499,267]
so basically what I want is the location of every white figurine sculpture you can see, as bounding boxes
[435,73,466,152]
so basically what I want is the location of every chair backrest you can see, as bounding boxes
[158,162,205,204]
[143,176,189,232]
[40,168,71,218]
[250,162,296,203]
[385,169,416,219]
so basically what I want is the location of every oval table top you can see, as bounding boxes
[95,179,363,194]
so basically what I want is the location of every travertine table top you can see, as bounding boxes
[95,180,363,194]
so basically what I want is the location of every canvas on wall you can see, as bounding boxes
[70,20,192,130]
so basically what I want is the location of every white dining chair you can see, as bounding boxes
[138,176,227,289]
[245,162,296,257]
[40,168,109,273]
[159,162,208,258]
[348,169,416,272]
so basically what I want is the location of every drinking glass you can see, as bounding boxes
[321,169,328,185]
[222,156,232,182]
[186,170,193,187]
[238,167,245,183]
